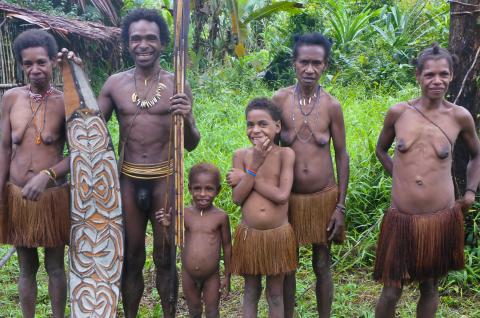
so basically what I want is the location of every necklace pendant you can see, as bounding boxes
[131,92,137,103]
[35,135,41,145]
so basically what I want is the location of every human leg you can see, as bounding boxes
[417,280,439,318]
[202,271,221,318]
[151,179,178,317]
[312,244,333,317]
[243,275,262,318]
[375,285,403,318]
[17,247,40,318]
[182,269,202,318]
[266,274,285,318]
[284,247,298,318]
[120,178,148,318]
[44,246,67,318]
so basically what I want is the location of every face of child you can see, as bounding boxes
[189,172,219,210]
[246,109,281,146]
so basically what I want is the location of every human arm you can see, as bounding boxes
[376,104,404,176]
[21,155,70,201]
[220,213,232,297]
[457,109,480,210]
[226,168,245,187]
[57,48,115,122]
[170,82,200,151]
[326,101,349,241]
[0,92,13,207]
[252,147,295,204]
[97,76,116,123]
[231,149,255,205]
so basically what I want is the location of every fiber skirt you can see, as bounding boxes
[289,185,343,245]
[231,223,297,276]
[373,204,464,287]
[2,182,70,248]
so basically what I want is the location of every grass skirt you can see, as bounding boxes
[231,223,297,275]
[4,182,70,248]
[373,204,464,287]
[289,185,343,245]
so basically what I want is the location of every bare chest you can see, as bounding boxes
[280,100,331,147]
[10,97,65,145]
[185,214,222,236]
[395,112,457,159]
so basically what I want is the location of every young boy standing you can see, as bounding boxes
[230,98,296,318]
[157,163,231,318]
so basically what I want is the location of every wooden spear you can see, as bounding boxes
[173,0,189,249]
[168,0,189,312]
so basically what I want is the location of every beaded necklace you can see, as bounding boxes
[29,85,53,145]
[291,84,321,143]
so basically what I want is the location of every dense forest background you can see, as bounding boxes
[0,0,479,317]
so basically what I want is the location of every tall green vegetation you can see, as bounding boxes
[0,0,478,316]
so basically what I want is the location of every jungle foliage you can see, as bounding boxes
[0,0,479,317]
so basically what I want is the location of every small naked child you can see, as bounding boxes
[229,97,296,318]
[156,163,232,318]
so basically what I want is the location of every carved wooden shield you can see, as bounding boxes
[62,61,123,318]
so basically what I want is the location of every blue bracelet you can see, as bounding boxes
[246,169,257,177]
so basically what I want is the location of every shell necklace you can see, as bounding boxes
[131,68,166,109]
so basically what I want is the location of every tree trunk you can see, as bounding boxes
[448,0,480,194]
[192,0,209,54]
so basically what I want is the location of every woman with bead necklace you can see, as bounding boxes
[0,30,70,318]
[228,32,349,317]
[374,44,480,317]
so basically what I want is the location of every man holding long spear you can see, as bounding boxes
[64,7,199,317]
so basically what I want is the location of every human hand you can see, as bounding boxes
[327,208,345,243]
[459,191,476,214]
[226,168,245,187]
[170,93,192,119]
[155,207,172,227]
[57,48,83,67]
[250,137,272,170]
[21,172,50,201]
[221,274,231,298]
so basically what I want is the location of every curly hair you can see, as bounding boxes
[292,32,333,62]
[121,8,170,48]
[13,29,58,63]
[188,163,222,190]
[413,43,457,73]
[245,97,282,122]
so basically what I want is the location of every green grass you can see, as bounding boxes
[0,68,479,317]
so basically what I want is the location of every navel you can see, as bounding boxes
[415,176,423,186]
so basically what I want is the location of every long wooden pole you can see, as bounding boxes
[168,0,189,313]
[173,0,189,249]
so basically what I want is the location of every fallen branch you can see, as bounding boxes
[454,45,480,105]
[449,0,480,8]
[0,247,16,269]
[451,9,480,15]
